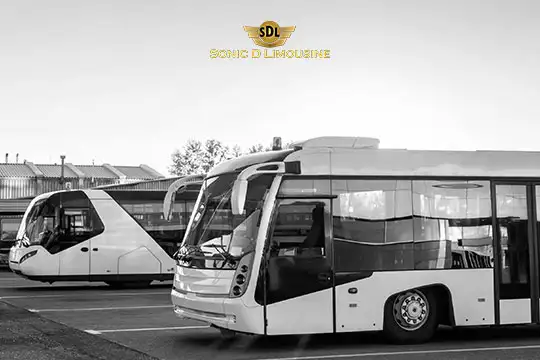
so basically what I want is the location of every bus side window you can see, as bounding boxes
[44,192,105,254]
[270,202,326,258]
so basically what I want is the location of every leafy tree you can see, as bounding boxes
[169,139,205,176]
[201,139,231,173]
[247,143,271,154]
[230,145,243,158]
[169,137,296,176]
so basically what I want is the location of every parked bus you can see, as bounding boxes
[1,216,23,266]
[9,175,202,287]
[171,136,540,343]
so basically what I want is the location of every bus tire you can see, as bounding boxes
[382,288,438,344]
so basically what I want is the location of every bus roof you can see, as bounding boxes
[207,149,295,178]
[284,147,540,178]
[205,136,540,179]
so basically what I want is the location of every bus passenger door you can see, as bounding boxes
[493,183,540,325]
[57,208,91,279]
[263,199,334,335]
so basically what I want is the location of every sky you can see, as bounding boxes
[1,0,539,176]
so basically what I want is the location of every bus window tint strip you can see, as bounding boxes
[107,192,195,257]
[331,179,494,272]
[278,178,331,197]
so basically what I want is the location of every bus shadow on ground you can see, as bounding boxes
[179,325,540,353]
[6,282,173,292]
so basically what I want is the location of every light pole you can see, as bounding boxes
[60,155,66,186]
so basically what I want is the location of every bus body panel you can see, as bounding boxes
[8,247,22,272]
[174,265,234,295]
[171,288,265,334]
[59,241,90,277]
[11,245,59,277]
[266,288,333,335]
[84,190,171,276]
[500,299,531,325]
[334,269,495,332]
[223,298,264,334]
[171,288,228,327]
[118,247,162,275]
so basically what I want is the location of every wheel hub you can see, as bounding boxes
[405,300,422,319]
[393,291,429,331]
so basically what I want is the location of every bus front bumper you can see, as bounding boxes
[171,288,263,334]
[171,288,235,329]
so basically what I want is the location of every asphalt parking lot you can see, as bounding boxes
[3,270,540,360]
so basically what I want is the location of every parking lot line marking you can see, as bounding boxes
[85,325,210,334]
[251,344,540,360]
[28,305,172,312]
[0,291,169,299]
[85,330,102,335]
[1,285,104,289]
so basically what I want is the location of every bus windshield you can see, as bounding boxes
[16,191,104,252]
[16,198,48,246]
[180,172,275,267]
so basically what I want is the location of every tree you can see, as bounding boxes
[169,138,233,176]
[247,139,296,154]
[284,141,295,149]
[230,145,243,158]
[201,139,231,173]
[247,143,271,154]
[169,137,297,176]
[169,139,205,176]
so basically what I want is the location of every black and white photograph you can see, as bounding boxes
[1,1,540,359]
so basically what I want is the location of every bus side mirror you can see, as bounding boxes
[231,178,248,216]
[163,175,205,221]
[230,161,296,216]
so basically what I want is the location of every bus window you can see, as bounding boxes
[261,199,332,305]
[106,191,197,257]
[42,192,104,254]
[1,218,22,242]
[270,202,325,258]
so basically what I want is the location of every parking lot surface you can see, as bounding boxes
[3,270,540,360]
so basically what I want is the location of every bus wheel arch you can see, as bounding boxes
[382,284,453,344]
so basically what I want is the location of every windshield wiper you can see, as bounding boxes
[203,243,239,268]
[174,245,210,263]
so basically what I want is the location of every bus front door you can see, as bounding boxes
[262,199,334,335]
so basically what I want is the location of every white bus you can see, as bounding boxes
[171,136,540,343]
[9,176,202,288]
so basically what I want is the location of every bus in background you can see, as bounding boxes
[171,136,540,344]
[1,216,22,266]
[9,175,203,288]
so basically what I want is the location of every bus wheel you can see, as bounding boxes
[382,288,437,344]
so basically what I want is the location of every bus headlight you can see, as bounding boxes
[19,250,38,264]
[229,252,254,298]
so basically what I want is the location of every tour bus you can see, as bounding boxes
[171,136,540,344]
[9,175,202,288]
